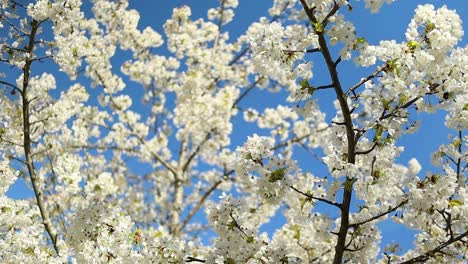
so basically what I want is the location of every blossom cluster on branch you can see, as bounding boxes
[0,0,466,263]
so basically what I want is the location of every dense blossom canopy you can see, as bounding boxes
[0,0,466,263]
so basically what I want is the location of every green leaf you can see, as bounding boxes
[246,236,255,243]
[300,79,315,95]
[299,197,308,210]
[224,258,237,264]
[425,22,435,33]
[93,184,102,192]
[311,21,324,33]
[406,40,419,52]
[448,199,464,207]
[398,93,408,105]
[291,225,301,240]
[300,191,315,210]
[385,58,399,74]
[22,247,35,255]
[374,125,384,141]
[356,37,367,44]
[383,134,394,145]
[452,138,462,148]
[269,167,286,183]
[434,254,444,262]
[300,79,309,88]
[341,153,348,161]
[227,221,236,231]
[353,37,367,50]
[381,99,392,110]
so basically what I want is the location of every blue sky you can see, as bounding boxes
[4,0,467,259]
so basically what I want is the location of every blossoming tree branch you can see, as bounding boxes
[0,0,466,263]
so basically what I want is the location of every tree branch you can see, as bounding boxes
[288,184,341,208]
[175,179,223,235]
[232,77,263,108]
[182,132,212,173]
[399,230,468,264]
[355,142,378,155]
[0,80,23,95]
[349,199,407,228]
[345,65,385,97]
[21,19,60,254]
[299,2,356,263]
[455,130,464,194]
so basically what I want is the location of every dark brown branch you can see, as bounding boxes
[307,48,321,53]
[288,184,341,208]
[283,48,321,53]
[31,55,53,62]
[355,142,378,155]
[2,17,29,35]
[186,256,207,263]
[344,246,365,252]
[455,130,464,193]
[299,2,356,263]
[446,155,457,166]
[345,65,385,97]
[349,199,408,228]
[21,19,60,254]
[228,46,250,66]
[437,209,454,240]
[399,230,468,264]
[334,56,342,67]
[0,80,23,95]
[316,84,335,90]
[11,0,27,9]
[0,135,22,147]
[229,212,250,238]
[321,1,340,28]
[379,97,420,120]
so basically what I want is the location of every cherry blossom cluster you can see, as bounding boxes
[0,0,466,263]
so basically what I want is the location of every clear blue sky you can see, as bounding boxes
[5,0,467,258]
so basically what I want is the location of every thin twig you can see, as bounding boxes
[232,77,263,108]
[288,184,341,208]
[345,65,385,97]
[349,199,408,228]
[175,179,223,235]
